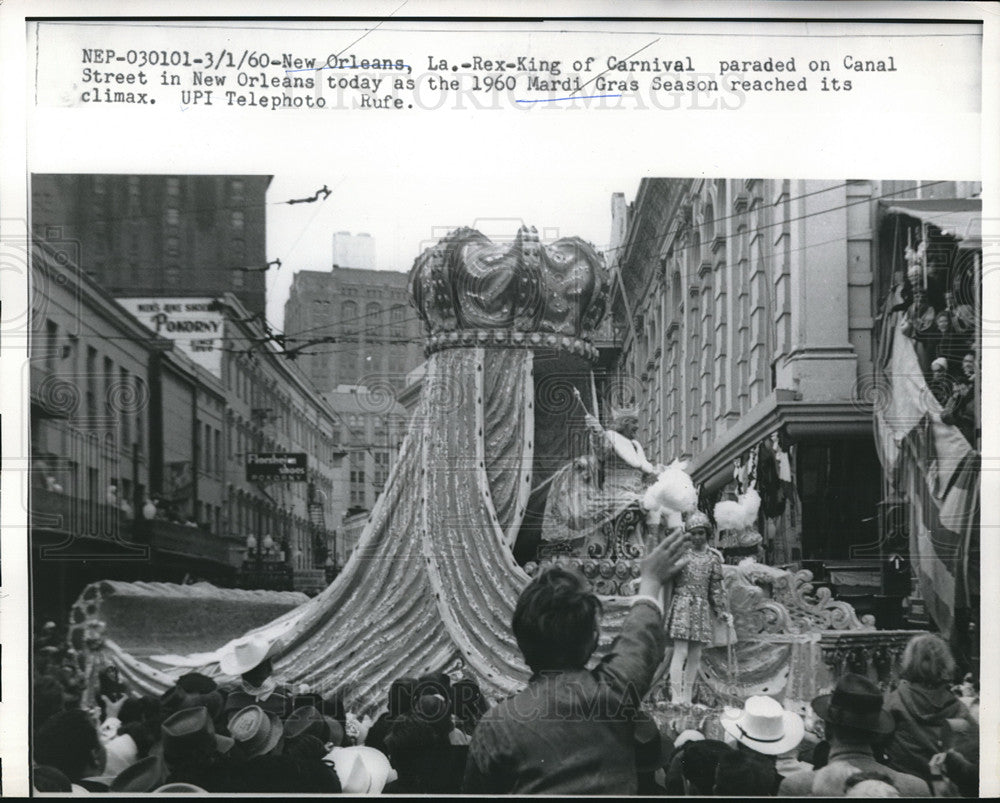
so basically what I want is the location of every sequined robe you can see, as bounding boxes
[666,547,727,644]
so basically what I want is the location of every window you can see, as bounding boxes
[165,207,180,226]
[231,269,245,289]
[341,301,359,334]
[231,210,244,230]
[120,367,131,446]
[45,319,58,374]
[166,177,181,197]
[165,266,181,286]
[165,236,180,257]
[86,347,97,419]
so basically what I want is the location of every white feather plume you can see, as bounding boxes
[713,500,745,531]
[642,466,698,515]
[739,488,761,528]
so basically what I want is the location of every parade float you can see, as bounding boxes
[71,226,919,719]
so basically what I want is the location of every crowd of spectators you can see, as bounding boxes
[893,276,978,446]
[32,531,980,796]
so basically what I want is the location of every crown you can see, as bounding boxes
[409,226,610,361]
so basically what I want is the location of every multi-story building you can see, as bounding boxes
[324,386,408,560]
[607,178,980,628]
[29,256,343,618]
[283,266,424,393]
[31,174,271,317]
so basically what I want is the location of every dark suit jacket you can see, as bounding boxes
[463,599,663,795]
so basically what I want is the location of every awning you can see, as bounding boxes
[882,198,981,250]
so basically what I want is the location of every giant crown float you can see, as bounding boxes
[409,226,611,361]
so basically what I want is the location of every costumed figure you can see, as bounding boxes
[665,511,732,706]
[538,389,664,561]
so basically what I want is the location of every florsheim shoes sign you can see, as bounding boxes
[246,453,308,481]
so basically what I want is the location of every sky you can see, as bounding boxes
[262,172,643,330]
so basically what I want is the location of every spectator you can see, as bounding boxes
[633,714,667,794]
[928,357,953,405]
[662,728,706,794]
[931,311,971,379]
[721,695,805,794]
[883,634,977,783]
[32,765,73,793]
[229,705,285,758]
[463,529,689,795]
[34,709,108,792]
[451,677,489,738]
[715,748,779,795]
[941,351,977,445]
[929,746,978,797]
[33,674,66,734]
[107,754,168,793]
[680,739,734,795]
[778,673,931,797]
[383,713,465,794]
[218,636,292,721]
[157,705,237,792]
[366,676,418,754]
[845,771,901,797]
[900,289,937,375]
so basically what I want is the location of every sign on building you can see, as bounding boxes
[246,453,308,482]
[116,297,224,377]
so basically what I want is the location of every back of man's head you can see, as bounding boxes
[34,709,102,781]
[681,739,733,795]
[714,749,776,796]
[512,567,602,673]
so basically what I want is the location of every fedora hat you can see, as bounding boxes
[229,705,284,758]
[720,696,805,756]
[219,636,273,677]
[811,673,894,735]
[109,755,167,793]
[162,686,224,720]
[161,706,234,763]
[284,705,326,741]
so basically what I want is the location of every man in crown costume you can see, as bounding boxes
[666,511,732,706]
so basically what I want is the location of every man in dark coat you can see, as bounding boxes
[463,529,688,795]
[778,674,931,797]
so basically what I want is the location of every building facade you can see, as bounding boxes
[31,174,271,317]
[322,386,408,560]
[607,178,980,626]
[30,254,342,618]
[283,267,424,392]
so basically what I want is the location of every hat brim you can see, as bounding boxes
[720,709,805,756]
[242,715,283,757]
[811,694,894,736]
[219,645,270,677]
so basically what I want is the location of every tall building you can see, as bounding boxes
[608,178,981,637]
[30,174,272,316]
[332,231,376,270]
[30,235,343,617]
[283,267,424,393]
[324,386,408,562]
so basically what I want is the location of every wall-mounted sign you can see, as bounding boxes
[116,297,223,377]
[246,453,308,482]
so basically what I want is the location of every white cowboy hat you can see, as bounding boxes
[219,636,273,677]
[323,745,397,794]
[720,696,805,756]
